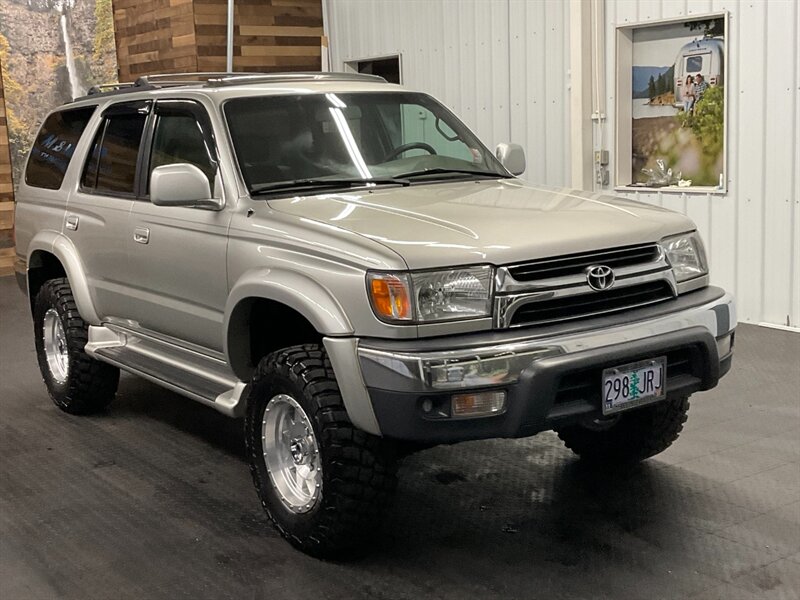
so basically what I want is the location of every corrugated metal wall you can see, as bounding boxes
[604,0,799,328]
[326,0,799,327]
[325,0,571,187]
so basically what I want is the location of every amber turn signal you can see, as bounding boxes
[367,273,412,321]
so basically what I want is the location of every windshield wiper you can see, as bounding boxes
[250,177,410,196]
[393,168,513,180]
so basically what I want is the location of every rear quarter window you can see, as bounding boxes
[25,106,97,190]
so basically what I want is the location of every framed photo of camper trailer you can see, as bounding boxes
[614,12,729,193]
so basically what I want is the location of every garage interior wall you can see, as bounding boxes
[327,0,799,329]
[602,0,799,329]
[325,0,571,188]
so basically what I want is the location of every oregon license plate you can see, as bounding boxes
[601,357,667,415]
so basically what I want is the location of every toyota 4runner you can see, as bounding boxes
[14,72,735,557]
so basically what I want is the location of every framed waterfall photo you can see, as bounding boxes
[614,12,728,193]
[0,0,118,190]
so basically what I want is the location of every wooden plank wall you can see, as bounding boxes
[0,56,14,277]
[195,0,322,72]
[113,0,199,81]
[113,0,322,80]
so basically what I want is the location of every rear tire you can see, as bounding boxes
[555,395,690,464]
[244,344,398,558]
[33,278,119,414]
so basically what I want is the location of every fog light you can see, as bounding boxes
[716,334,733,357]
[451,391,506,418]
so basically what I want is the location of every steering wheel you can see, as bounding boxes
[383,142,438,162]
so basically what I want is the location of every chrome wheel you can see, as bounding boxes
[43,308,69,384]
[262,394,322,513]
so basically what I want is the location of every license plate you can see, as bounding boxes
[602,357,667,415]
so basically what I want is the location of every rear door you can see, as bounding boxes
[125,98,231,352]
[66,100,150,320]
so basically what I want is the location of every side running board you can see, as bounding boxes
[85,324,247,417]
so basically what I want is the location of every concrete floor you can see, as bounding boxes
[1,276,799,600]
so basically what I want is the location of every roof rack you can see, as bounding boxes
[85,72,247,96]
[86,82,137,95]
[77,71,387,101]
[205,72,387,86]
[133,72,245,87]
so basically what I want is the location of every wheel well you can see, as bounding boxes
[227,298,323,381]
[27,251,67,312]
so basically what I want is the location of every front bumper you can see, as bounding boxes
[325,286,736,443]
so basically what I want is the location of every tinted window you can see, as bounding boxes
[225,92,504,192]
[149,108,216,191]
[686,55,703,73]
[82,109,147,195]
[26,106,96,190]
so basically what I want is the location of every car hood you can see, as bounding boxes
[267,179,696,269]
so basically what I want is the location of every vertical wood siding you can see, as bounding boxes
[113,0,199,81]
[113,0,322,80]
[195,0,322,73]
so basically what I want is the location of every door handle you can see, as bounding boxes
[65,215,79,231]
[133,227,150,244]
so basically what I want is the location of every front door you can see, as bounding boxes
[125,99,231,352]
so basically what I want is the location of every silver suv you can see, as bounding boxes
[14,72,736,557]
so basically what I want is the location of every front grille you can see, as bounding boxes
[508,243,661,282]
[509,280,674,327]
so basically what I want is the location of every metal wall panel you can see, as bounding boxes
[603,0,799,327]
[326,0,798,327]
[326,0,570,186]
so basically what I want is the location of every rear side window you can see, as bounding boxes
[25,106,96,190]
[82,102,149,195]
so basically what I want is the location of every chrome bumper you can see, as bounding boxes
[327,287,736,438]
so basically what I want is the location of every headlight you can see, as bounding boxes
[661,231,708,283]
[367,266,493,323]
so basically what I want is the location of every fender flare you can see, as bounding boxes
[223,268,353,378]
[27,231,101,325]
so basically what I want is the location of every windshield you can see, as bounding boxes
[224,92,508,194]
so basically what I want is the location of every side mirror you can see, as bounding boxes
[495,143,526,176]
[150,163,222,210]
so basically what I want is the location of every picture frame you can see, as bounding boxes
[614,11,729,194]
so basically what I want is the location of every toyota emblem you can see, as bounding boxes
[586,265,615,291]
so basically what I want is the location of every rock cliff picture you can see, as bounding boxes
[0,0,117,187]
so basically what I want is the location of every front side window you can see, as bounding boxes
[224,92,507,194]
[148,102,217,192]
[82,103,148,195]
[26,106,96,190]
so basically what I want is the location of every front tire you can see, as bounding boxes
[33,278,119,414]
[244,344,398,558]
[555,395,690,464]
